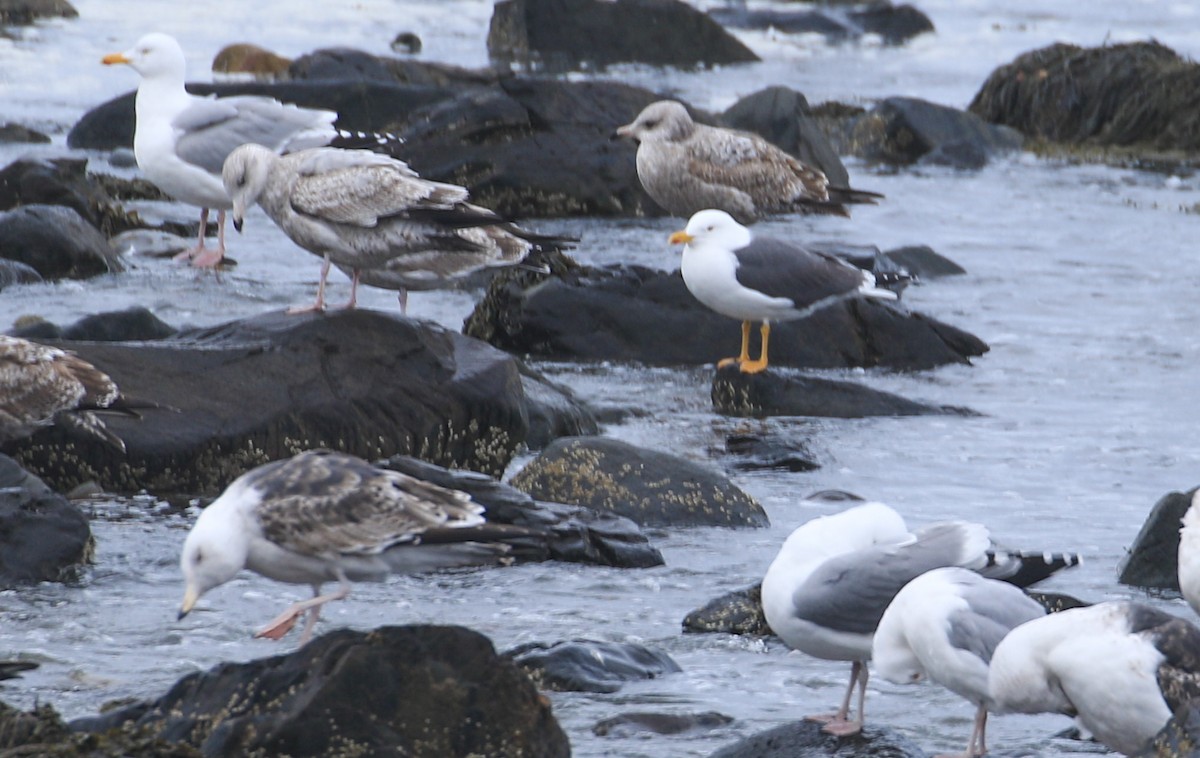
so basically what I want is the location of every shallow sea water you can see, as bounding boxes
[2,2,1200,755]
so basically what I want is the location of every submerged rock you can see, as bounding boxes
[71,625,570,758]
[593,710,734,738]
[487,0,758,73]
[506,639,682,693]
[708,720,927,758]
[710,2,933,47]
[840,96,1023,168]
[1117,487,1198,590]
[466,254,989,371]
[510,436,768,528]
[0,454,93,587]
[0,258,41,290]
[380,454,665,568]
[711,366,976,419]
[3,309,577,494]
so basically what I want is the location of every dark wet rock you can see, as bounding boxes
[56,307,178,342]
[506,639,682,693]
[722,432,820,473]
[0,123,50,144]
[0,0,76,25]
[874,245,967,280]
[0,205,122,280]
[711,366,975,419]
[1152,703,1200,757]
[72,625,570,758]
[0,661,37,680]
[710,1,932,47]
[708,719,927,758]
[0,454,93,587]
[839,96,1024,167]
[391,32,423,55]
[510,436,768,528]
[0,700,200,756]
[0,258,41,289]
[1027,590,1092,614]
[466,252,989,371]
[1117,487,1198,590]
[289,48,493,88]
[0,157,153,240]
[594,710,734,737]
[517,362,600,449]
[380,454,664,568]
[969,41,1200,161]
[3,309,552,494]
[488,0,759,73]
[682,583,771,636]
[721,86,851,188]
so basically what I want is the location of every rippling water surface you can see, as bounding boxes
[2,2,1200,755]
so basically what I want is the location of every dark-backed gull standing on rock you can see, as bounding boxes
[668,209,897,373]
[988,601,1200,756]
[103,32,342,268]
[761,501,1080,736]
[0,335,136,452]
[615,99,882,223]
[179,449,530,645]
[872,567,1047,757]
[222,143,570,313]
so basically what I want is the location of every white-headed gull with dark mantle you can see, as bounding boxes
[614,100,882,223]
[1178,490,1200,617]
[668,209,898,373]
[988,601,1200,755]
[102,32,342,268]
[760,501,1080,736]
[179,449,531,645]
[872,567,1047,756]
[221,143,571,313]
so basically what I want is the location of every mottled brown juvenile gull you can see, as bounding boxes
[179,449,525,645]
[615,100,882,223]
[761,501,1080,736]
[0,335,133,452]
[989,601,1200,756]
[223,143,570,313]
[103,32,340,268]
[872,567,1046,757]
[668,209,897,373]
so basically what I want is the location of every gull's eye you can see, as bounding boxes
[643,119,659,129]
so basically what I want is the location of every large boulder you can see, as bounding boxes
[487,0,759,73]
[71,625,570,758]
[721,86,851,188]
[0,455,93,587]
[507,639,681,693]
[0,205,124,280]
[1117,487,1198,590]
[510,436,768,527]
[969,41,1200,158]
[465,252,989,371]
[380,454,665,568]
[2,309,568,494]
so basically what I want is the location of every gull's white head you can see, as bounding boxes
[102,32,187,82]
[179,487,251,620]
[222,144,278,232]
[668,209,752,250]
[614,100,695,144]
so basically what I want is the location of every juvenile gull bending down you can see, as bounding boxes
[179,449,530,645]
[989,601,1200,756]
[760,501,1080,736]
[0,335,138,452]
[668,209,897,373]
[1179,491,1200,617]
[872,567,1046,757]
[103,32,340,268]
[223,144,570,313]
[615,100,882,223]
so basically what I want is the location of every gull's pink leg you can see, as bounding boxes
[174,208,211,262]
[397,288,408,314]
[190,210,227,268]
[810,660,866,736]
[334,268,360,310]
[255,578,351,644]
[806,660,860,724]
[288,256,332,314]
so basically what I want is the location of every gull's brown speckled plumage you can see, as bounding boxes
[0,335,125,450]
[616,100,882,223]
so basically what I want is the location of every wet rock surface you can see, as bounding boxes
[0,455,93,587]
[0,205,123,281]
[71,625,570,758]
[510,436,769,528]
[1118,486,1199,590]
[708,720,928,758]
[682,582,771,637]
[506,639,682,693]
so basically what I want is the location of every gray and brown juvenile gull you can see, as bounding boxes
[0,335,135,451]
[668,209,897,373]
[872,567,1046,757]
[179,449,527,645]
[760,501,1080,736]
[615,100,882,223]
[103,32,340,268]
[222,143,570,313]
